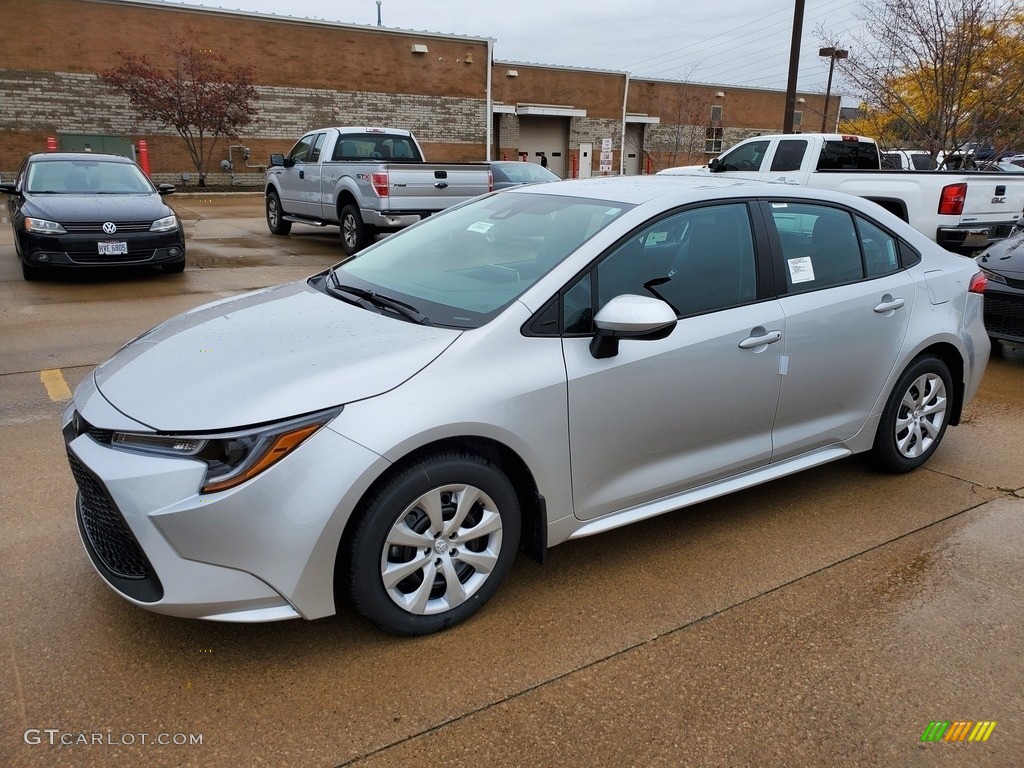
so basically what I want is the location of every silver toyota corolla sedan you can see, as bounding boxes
[62,176,990,635]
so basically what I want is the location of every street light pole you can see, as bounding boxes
[819,47,848,133]
[376,0,382,26]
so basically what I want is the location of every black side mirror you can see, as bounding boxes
[708,158,722,172]
[0,181,20,196]
[269,153,289,168]
[157,183,176,196]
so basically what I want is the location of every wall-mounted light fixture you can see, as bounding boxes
[507,69,519,77]
[411,44,428,54]
[715,91,725,98]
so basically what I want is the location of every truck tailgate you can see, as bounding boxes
[960,174,1024,225]
[384,164,491,211]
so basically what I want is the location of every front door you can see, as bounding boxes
[562,201,785,521]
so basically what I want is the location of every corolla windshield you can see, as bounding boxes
[330,192,633,328]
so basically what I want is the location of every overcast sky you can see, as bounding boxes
[162,0,863,95]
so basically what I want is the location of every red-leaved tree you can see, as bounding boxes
[103,31,259,184]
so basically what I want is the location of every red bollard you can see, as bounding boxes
[137,140,151,177]
[46,136,58,152]
[502,152,507,161]
[572,153,578,178]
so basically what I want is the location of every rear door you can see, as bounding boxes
[763,199,916,460]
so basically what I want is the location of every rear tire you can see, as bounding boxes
[347,452,521,635]
[340,203,374,256]
[266,191,291,235]
[872,355,952,473]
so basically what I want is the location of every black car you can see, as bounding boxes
[976,220,1024,346]
[1,152,185,280]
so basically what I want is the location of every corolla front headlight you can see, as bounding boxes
[24,217,67,234]
[150,215,179,232]
[111,407,342,493]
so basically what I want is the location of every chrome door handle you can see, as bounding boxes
[873,296,905,314]
[738,330,783,350]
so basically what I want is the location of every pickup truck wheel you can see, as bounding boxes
[266,191,291,235]
[340,203,374,256]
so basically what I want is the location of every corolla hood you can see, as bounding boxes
[24,193,175,222]
[92,281,461,431]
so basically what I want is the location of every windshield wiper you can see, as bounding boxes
[326,270,432,325]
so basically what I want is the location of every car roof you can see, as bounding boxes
[28,152,133,163]
[507,173,867,208]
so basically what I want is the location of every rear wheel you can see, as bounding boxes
[872,355,952,473]
[348,453,521,635]
[266,191,291,235]
[340,203,374,256]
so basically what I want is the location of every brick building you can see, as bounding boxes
[0,0,833,184]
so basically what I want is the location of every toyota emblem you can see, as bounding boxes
[102,222,117,234]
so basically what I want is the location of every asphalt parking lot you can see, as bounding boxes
[1,195,1022,767]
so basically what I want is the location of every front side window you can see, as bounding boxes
[288,135,315,163]
[557,202,758,334]
[308,133,326,163]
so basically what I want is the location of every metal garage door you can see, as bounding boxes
[518,117,568,178]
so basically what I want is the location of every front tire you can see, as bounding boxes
[340,203,374,256]
[266,191,291,235]
[348,453,521,635]
[872,355,952,473]
[21,260,43,281]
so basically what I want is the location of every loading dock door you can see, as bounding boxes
[519,117,568,178]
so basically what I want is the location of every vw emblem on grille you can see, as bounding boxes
[102,222,117,234]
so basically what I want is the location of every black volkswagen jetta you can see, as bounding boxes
[1,152,185,281]
[976,218,1024,349]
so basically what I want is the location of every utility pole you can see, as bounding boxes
[782,0,806,133]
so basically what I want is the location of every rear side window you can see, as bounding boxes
[817,140,880,170]
[770,202,864,291]
[770,140,808,172]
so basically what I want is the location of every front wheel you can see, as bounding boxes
[872,355,952,473]
[266,191,291,235]
[340,203,374,256]
[347,453,521,635]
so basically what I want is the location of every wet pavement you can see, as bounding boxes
[1,197,1022,767]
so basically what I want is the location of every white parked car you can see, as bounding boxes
[63,176,990,635]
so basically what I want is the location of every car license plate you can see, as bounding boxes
[98,241,128,255]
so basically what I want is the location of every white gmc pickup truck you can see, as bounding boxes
[660,134,1024,253]
[265,127,493,255]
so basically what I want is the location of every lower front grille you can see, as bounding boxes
[66,249,157,264]
[68,452,151,580]
[984,293,1024,339]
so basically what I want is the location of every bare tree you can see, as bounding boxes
[103,30,259,184]
[833,0,1024,161]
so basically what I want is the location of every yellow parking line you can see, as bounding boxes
[40,369,72,401]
